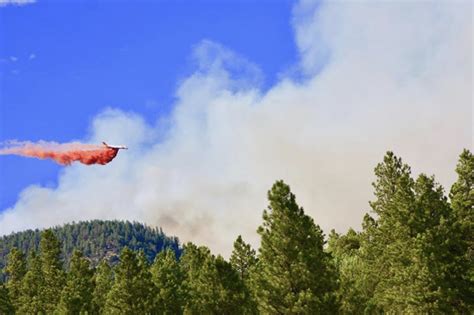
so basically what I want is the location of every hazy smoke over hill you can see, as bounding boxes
[0,1,471,256]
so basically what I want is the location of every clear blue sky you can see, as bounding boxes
[0,0,298,211]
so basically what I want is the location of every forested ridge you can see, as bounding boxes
[0,220,181,276]
[0,149,472,314]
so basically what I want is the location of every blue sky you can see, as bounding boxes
[0,0,298,211]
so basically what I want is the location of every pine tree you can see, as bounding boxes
[450,149,474,243]
[214,255,248,314]
[18,252,44,314]
[3,247,26,311]
[447,149,474,311]
[411,174,455,311]
[150,248,184,314]
[376,174,451,312]
[253,180,339,314]
[136,250,155,312]
[39,229,65,313]
[327,228,366,314]
[104,247,154,314]
[180,243,247,314]
[56,250,95,314]
[357,152,458,313]
[230,235,258,314]
[180,243,221,314]
[327,228,360,259]
[92,260,113,313]
[0,283,14,314]
[230,235,257,281]
[356,152,417,312]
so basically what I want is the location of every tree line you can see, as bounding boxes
[0,149,472,314]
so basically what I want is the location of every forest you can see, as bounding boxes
[0,220,181,276]
[0,149,472,314]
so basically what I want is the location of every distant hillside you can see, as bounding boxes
[0,220,181,272]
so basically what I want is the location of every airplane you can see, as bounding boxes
[102,142,128,150]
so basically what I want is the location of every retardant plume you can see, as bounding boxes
[0,141,120,165]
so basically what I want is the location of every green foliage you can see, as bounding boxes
[92,260,113,313]
[253,180,339,314]
[349,153,429,312]
[327,229,367,314]
[333,150,474,313]
[180,242,247,315]
[0,283,14,315]
[39,229,66,313]
[180,243,223,314]
[230,235,258,314]
[230,235,257,281]
[450,149,474,222]
[104,248,154,314]
[136,250,156,311]
[447,149,474,310]
[214,255,248,314]
[3,247,26,311]
[18,252,44,314]
[150,248,184,314]
[56,250,95,314]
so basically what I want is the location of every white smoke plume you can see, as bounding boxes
[0,0,36,7]
[0,1,472,256]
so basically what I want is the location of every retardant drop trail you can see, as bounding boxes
[0,141,125,166]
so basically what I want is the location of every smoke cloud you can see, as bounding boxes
[0,1,472,256]
[0,141,120,165]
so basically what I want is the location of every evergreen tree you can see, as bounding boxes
[180,243,247,314]
[92,260,113,313]
[136,250,156,312]
[0,283,14,315]
[253,180,338,314]
[447,149,474,311]
[230,235,257,281]
[450,149,474,246]
[357,152,460,313]
[18,252,44,314]
[356,152,418,312]
[230,235,258,314]
[327,228,360,259]
[412,174,454,311]
[39,229,65,313]
[327,228,366,314]
[214,255,248,315]
[56,250,95,314]
[180,243,221,314]
[374,174,451,312]
[150,248,184,314]
[104,247,154,314]
[3,247,26,311]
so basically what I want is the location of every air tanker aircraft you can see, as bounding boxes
[102,142,128,150]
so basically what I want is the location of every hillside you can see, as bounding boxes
[0,220,181,271]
